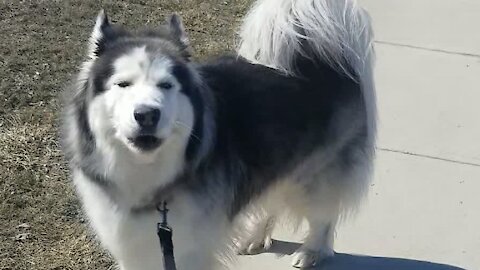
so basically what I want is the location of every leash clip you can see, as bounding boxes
[157,201,177,270]
[157,201,170,227]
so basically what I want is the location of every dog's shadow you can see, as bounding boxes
[265,240,465,270]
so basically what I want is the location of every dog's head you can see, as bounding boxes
[79,11,203,162]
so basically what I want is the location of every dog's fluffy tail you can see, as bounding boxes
[238,0,376,141]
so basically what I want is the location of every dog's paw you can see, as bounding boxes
[291,248,333,268]
[292,250,317,269]
[237,235,273,255]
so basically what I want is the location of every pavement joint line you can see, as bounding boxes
[377,147,480,168]
[375,40,480,58]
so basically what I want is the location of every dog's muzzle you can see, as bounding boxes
[129,106,163,151]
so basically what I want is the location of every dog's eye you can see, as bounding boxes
[157,81,173,90]
[116,81,132,88]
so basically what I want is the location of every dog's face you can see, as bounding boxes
[99,48,186,153]
[84,11,195,160]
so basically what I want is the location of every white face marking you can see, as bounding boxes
[88,46,194,158]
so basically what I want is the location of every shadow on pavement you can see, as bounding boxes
[266,240,466,270]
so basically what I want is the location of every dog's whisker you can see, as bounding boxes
[174,121,201,142]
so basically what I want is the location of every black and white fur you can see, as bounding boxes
[62,0,375,269]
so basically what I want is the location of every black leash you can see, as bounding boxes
[157,201,177,270]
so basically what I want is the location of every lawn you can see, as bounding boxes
[0,1,250,269]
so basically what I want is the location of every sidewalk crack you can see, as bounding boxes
[377,147,480,167]
[375,40,480,58]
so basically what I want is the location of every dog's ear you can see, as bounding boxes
[88,10,114,59]
[168,14,192,60]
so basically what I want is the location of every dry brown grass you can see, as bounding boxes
[0,1,250,269]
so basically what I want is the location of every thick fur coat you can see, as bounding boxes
[61,0,376,269]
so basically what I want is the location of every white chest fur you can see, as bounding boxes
[74,171,228,270]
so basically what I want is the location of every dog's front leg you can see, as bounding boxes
[168,193,229,270]
[116,198,228,270]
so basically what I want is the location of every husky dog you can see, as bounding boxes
[62,0,375,269]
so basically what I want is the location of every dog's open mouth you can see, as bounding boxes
[128,135,163,151]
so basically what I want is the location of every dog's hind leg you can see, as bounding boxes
[236,215,276,255]
[291,174,340,268]
[235,182,295,255]
[286,165,343,268]
[291,154,371,268]
[291,205,338,268]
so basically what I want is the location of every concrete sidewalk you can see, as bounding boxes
[237,1,480,269]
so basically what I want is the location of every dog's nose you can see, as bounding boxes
[134,106,161,129]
